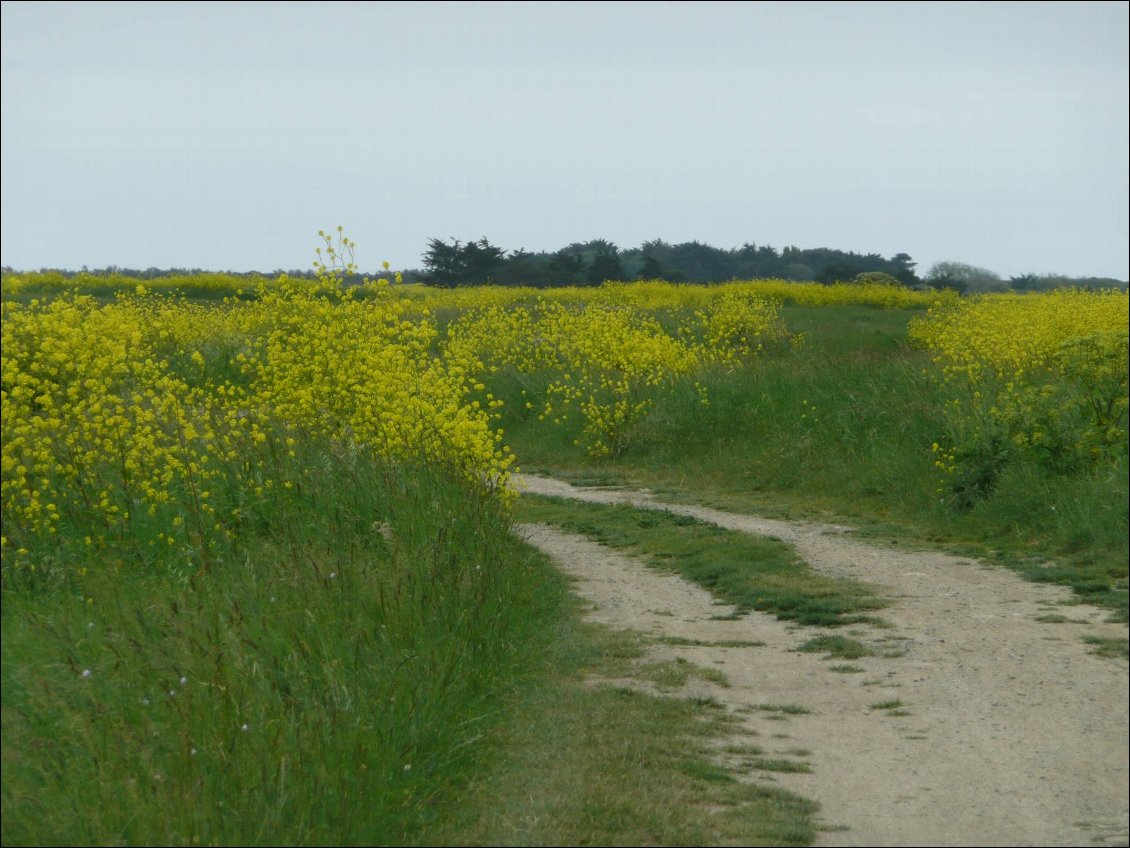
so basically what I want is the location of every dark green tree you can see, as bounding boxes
[586,246,625,285]
[422,237,465,286]
[638,254,665,280]
[461,237,507,284]
[549,249,586,285]
[890,253,919,286]
[422,237,507,286]
[815,262,853,284]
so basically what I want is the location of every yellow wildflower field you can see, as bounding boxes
[3,272,1125,582]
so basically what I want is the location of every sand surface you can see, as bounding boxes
[514,472,1129,847]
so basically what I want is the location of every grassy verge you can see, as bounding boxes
[3,468,822,846]
[1,465,553,845]
[434,603,818,847]
[516,494,886,627]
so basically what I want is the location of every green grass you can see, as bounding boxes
[797,635,878,659]
[752,704,812,716]
[7,283,1124,844]
[1083,636,1130,660]
[1,464,561,845]
[658,636,767,648]
[869,700,906,711]
[495,304,1128,621]
[2,445,822,847]
[1,467,822,846]
[636,658,732,690]
[433,615,818,846]
[744,758,813,774]
[516,495,886,627]
[724,743,766,754]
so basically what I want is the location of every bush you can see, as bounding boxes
[851,271,902,287]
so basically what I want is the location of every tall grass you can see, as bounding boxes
[2,460,561,845]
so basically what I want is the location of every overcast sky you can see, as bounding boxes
[2,1,1127,278]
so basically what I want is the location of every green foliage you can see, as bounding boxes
[586,245,626,285]
[926,261,1007,293]
[852,271,902,287]
[0,234,534,844]
[912,294,1128,516]
[423,237,507,286]
[997,334,1129,472]
[752,703,812,715]
[797,635,878,659]
[1011,273,1128,292]
[945,431,1011,512]
[411,237,921,287]
[638,253,666,280]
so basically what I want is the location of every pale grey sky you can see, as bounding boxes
[2,1,1127,278]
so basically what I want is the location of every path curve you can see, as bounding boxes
[514,473,1129,847]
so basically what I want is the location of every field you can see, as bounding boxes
[2,268,1127,844]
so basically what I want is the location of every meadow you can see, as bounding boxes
[2,262,1126,844]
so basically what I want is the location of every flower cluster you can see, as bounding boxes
[446,301,705,456]
[2,283,512,583]
[908,289,1128,502]
[693,291,794,365]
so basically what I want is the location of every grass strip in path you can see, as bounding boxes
[436,604,818,847]
[516,494,887,627]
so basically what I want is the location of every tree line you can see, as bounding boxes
[4,241,1125,293]
[416,238,1126,292]
[418,237,922,287]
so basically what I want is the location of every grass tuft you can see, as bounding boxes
[1082,636,1130,660]
[797,635,878,659]
[753,704,812,715]
[869,699,905,711]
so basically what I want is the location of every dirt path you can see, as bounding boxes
[514,473,1129,847]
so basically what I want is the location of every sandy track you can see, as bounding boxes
[514,473,1129,847]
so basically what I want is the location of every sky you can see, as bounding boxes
[2,1,1127,279]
